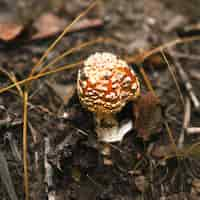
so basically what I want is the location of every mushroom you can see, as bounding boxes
[77,52,140,142]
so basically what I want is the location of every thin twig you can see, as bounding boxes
[28,123,39,170]
[186,127,200,135]
[170,51,200,61]
[178,97,191,148]
[137,64,157,97]
[172,56,200,111]
[1,35,200,95]
[44,136,55,200]
[161,50,185,106]
[126,35,200,64]
[182,97,191,130]
[189,69,200,80]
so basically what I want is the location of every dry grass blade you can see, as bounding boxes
[0,61,83,94]
[137,64,157,97]
[29,0,100,77]
[22,3,101,197]
[161,50,185,106]
[1,35,200,95]
[23,89,29,200]
[0,36,118,95]
[186,142,200,157]
[10,72,24,97]
[126,36,200,64]
[0,67,23,97]
[39,37,114,74]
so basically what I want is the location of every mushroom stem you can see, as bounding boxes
[94,113,120,142]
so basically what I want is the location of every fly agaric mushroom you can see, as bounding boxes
[77,52,140,142]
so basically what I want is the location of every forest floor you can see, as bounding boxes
[0,0,200,199]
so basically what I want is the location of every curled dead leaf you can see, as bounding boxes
[133,92,163,141]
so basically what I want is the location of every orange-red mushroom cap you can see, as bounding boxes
[77,52,140,114]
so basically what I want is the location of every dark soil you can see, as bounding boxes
[0,0,200,199]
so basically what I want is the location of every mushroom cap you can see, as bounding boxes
[77,52,140,114]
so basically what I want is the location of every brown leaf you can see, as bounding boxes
[32,12,103,40]
[133,92,162,141]
[32,12,67,40]
[0,23,23,41]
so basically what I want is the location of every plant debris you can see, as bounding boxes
[133,92,162,141]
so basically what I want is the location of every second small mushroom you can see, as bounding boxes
[77,52,140,142]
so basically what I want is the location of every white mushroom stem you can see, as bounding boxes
[94,113,133,142]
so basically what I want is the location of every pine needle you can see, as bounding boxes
[126,35,200,64]
[39,37,114,74]
[0,61,83,94]
[23,88,29,200]
[29,0,100,77]
[0,68,23,97]
[161,50,185,106]
[137,64,157,97]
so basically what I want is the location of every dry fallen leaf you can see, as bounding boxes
[32,12,67,40]
[32,12,103,40]
[133,92,163,141]
[0,23,23,41]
